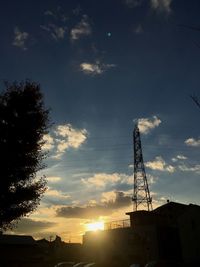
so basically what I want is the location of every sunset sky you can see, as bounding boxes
[1,0,200,243]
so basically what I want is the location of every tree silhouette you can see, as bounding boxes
[0,81,50,230]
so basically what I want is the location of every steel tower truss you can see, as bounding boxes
[132,124,153,211]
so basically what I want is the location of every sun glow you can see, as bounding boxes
[86,221,104,232]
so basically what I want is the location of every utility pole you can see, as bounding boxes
[132,123,153,211]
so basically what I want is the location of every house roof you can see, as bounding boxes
[0,234,36,245]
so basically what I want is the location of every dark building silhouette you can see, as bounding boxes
[0,234,82,266]
[83,201,200,267]
[36,235,82,263]
[0,234,43,266]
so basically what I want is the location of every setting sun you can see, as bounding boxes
[86,221,104,232]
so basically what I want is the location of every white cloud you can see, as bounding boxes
[13,27,29,50]
[40,24,67,40]
[80,61,116,75]
[82,173,121,188]
[45,188,70,199]
[185,138,200,147]
[40,123,88,159]
[70,15,91,41]
[42,134,54,151]
[150,0,172,14]
[82,172,133,188]
[176,155,187,160]
[101,191,117,202]
[172,154,187,162]
[53,124,88,159]
[137,115,161,134]
[146,156,175,173]
[56,140,69,155]
[47,176,62,183]
[55,124,87,148]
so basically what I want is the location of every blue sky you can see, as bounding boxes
[1,0,200,242]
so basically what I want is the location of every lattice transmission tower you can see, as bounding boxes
[132,123,153,211]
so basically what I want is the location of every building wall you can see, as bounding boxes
[178,205,200,264]
[83,202,200,266]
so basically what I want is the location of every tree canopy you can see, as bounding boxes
[0,81,50,230]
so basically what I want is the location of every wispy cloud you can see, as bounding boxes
[150,0,172,14]
[147,173,158,184]
[70,15,92,41]
[146,156,175,172]
[172,155,187,162]
[136,115,161,134]
[185,137,200,147]
[134,24,144,34]
[178,164,200,173]
[56,191,132,219]
[40,24,67,41]
[44,8,68,22]
[47,176,62,183]
[44,10,56,17]
[13,27,29,50]
[72,5,82,16]
[80,61,116,75]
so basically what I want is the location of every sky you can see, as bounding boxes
[1,0,200,243]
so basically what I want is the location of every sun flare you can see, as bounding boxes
[86,221,104,232]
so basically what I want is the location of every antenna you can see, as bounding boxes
[132,123,153,211]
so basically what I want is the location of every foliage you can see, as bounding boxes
[0,81,50,230]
